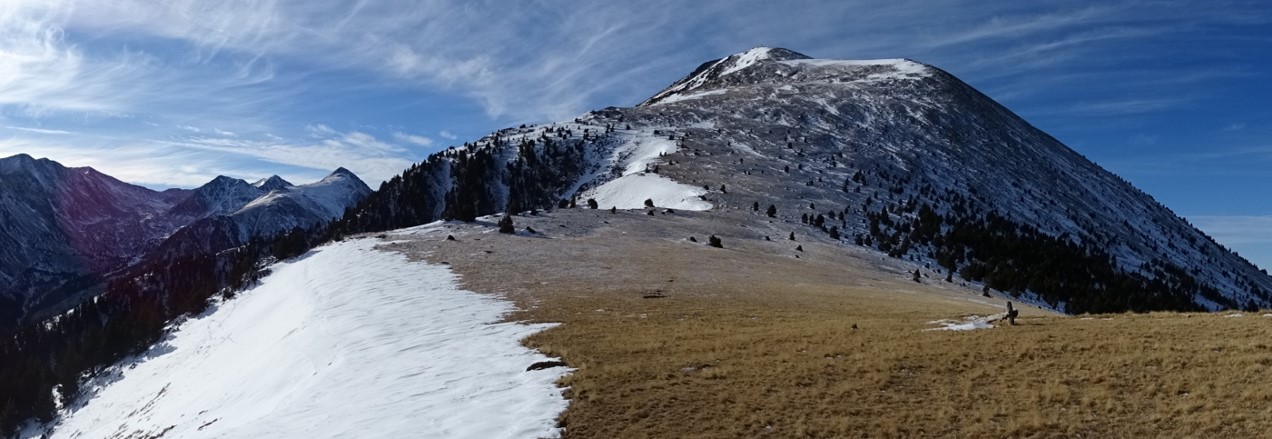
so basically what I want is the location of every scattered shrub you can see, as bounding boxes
[498,215,515,234]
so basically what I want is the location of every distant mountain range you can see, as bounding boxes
[0,154,371,326]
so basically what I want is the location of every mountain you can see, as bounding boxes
[0,156,371,326]
[0,154,187,324]
[167,175,265,221]
[336,47,1272,313]
[231,168,371,237]
[152,168,372,258]
[252,175,294,192]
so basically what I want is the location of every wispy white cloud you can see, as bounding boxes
[1128,134,1159,146]
[165,129,415,186]
[1222,123,1247,132]
[0,4,146,114]
[0,125,416,187]
[1191,216,1272,245]
[921,5,1117,49]
[393,132,433,147]
[0,0,1267,189]
[1189,215,1272,270]
[5,0,1266,124]
[1058,97,1194,116]
[5,126,72,135]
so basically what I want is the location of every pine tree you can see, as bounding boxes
[587,198,599,209]
[498,215,515,234]
[767,204,777,218]
[708,235,723,248]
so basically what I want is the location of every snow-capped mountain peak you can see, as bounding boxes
[252,175,294,192]
[719,46,808,75]
[642,47,810,105]
[228,168,372,236]
[641,47,932,106]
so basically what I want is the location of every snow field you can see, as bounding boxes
[580,133,713,211]
[41,238,568,439]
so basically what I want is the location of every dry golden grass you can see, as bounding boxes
[378,211,1272,438]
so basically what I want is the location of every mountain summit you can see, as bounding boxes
[252,175,294,192]
[642,47,930,106]
[339,47,1271,313]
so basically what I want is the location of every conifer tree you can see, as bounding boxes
[708,235,723,248]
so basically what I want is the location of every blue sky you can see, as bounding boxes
[0,0,1269,268]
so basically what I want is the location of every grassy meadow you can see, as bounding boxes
[381,211,1272,438]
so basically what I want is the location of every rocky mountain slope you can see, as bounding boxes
[0,156,371,326]
[337,47,1271,314]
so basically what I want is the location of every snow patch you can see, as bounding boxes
[578,132,712,211]
[617,136,677,175]
[652,89,729,105]
[583,173,711,211]
[39,239,567,439]
[925,318,994,331]
[779,58,931,81]
[720,47,779,76]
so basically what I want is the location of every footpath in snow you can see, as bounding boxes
[35,238,568,439]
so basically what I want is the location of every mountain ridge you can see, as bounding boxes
[0,154,371,326]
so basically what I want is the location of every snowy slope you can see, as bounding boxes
[35,238,567,438]
[578,132,711,211]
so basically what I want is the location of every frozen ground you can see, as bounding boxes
[31,238,567,439]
